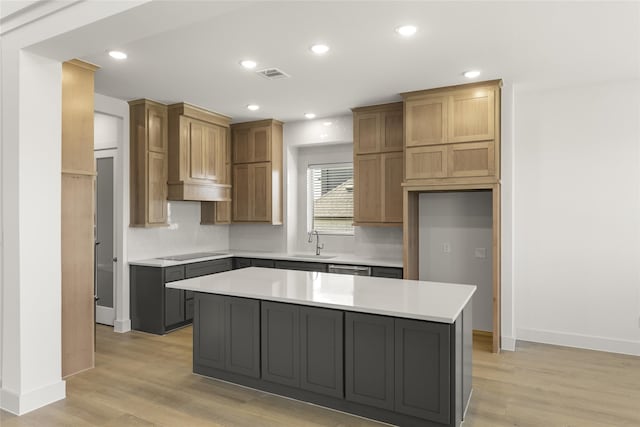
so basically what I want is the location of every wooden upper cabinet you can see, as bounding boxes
[231,119,283,224]
[381,109,403,151]
[352,102,403,225]
[382,152,403,222]
[448,88,495,143]
[402,80,501,184]
[405,96,447,146]
[353,102,403,155]
[251,126,271,162]
[147,105,168,153]
[129,99,168,227]
[354,113,381,154]
[201,127,231,225]
[354,154,382,223]
[167,103,231,202]
[233,128,251,163]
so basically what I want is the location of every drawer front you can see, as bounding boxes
[164,265,185,283]
[274,260,327,272]
[371,267,403,279]
[185,258,233,278]
[251,258,275,268]
[233,257,252,269]
[185,290,194,300]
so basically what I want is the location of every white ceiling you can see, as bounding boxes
[30,1,640,123]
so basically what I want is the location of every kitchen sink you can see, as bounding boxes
[290,254,336,260]
[158,252,228,261]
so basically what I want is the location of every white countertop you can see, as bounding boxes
[167,267,475,324]
[129,250,403,268]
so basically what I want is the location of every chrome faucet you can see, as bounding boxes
[307,230,324,256]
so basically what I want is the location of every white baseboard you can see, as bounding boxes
[501,336,517,351]
[95,306,115,326]
[516,328,640,356]
[1,380,65,415]
[114,318,131,333]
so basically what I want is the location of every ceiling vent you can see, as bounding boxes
[256,67,290,80]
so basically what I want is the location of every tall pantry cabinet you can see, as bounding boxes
[61,59,99,377]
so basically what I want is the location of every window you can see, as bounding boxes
[308,163,354,235]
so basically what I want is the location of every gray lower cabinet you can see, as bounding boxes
[274,260,328,272]
[130,258,232,334]
[345,312,395,410]
[371,266,403,279]
[300,306,344,398]
[192,292,467,427]
[261,302,300,387]
[194,293,260,378]
[395,318,451,424]
[234,257,275,269]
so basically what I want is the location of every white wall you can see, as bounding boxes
[419,192,494,332]
[513,79,640,355]
[128,202,230,260]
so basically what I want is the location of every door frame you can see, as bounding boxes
[94,149,118,326]
[403,182,501,353]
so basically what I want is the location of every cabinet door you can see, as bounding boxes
[147,104,168,153]
[261,302,300,387]
[189,120,206,180]
[233,128,251,163]
[345,313,394,410]
[405,96,447,146]
[225,297,260,378]
[380,109,403,152]
[395,319,451,424]
[204,124,225,182]
[147,151,167,224]
[300,306,344,398]
[382,152,403,223]
[251,126,271,162]
[354,112,381,154]
[448,88,495,143]
[354,154,382,223]
[249,162,272,222]
[164,287,185,328]
[194,293,226,370]
[232,164,250,221]
[447,141,495,178]
[405,146,447,180]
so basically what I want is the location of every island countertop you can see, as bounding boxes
[166,267,476,323]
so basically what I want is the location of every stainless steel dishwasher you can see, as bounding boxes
[327,264,371,276]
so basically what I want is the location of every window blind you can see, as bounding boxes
[308,163,354,235]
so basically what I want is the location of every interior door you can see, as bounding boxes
[95,151,116,326]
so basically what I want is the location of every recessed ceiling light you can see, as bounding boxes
[240,60,257,69]
[305,113,316,119]
[395,25,417,37]
[247,104,260,111]
[108,50,127,60]
[310,44,330,55]
[463,70,481,78]
[323,121,333,127]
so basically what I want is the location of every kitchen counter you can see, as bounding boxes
[129,250,403,269]
[166,267,475,323]
[170,267,474,427]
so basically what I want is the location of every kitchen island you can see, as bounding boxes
[167,267,475,427]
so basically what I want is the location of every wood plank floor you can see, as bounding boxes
[2,325,639,426]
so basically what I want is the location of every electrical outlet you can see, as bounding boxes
[474,248,487,259]
[442,243,451,253]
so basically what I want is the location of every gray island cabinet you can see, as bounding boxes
[169,267,475,427]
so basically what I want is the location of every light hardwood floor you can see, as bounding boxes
[2,326,639,426]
